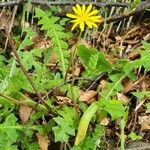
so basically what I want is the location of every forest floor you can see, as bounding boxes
[0,1,150,150]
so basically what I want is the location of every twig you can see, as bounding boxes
[31,0,129,7]
[0,0,129,8]
[104,2,150,24]
[1,1,149,25]
[5,30,44,103]
[86,73,105,91]
[4,5,18,51]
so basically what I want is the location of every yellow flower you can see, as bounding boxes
[66,4,102,32]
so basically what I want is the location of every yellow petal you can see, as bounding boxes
[79,22,85,32]
[89,16,101,20]
[87,10,99,16]
[89,16,101,22]
[66,13,78,19]
[70,18,80,22]
[88,21,98,28]
[85,20,93,28]
[85,20,98,28]
[76,4,82,14]
[73,6,80,15]
[71,21,80,31]
[82,5,86,13]
[85,4,92,14]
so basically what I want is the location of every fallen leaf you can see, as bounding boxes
[19,105,33,124]
[135,99,145,112]
[36,133,49,150]
[138,116,150,130]
[100,117,110,126]
[143,33,150,41]
[99,80,107,90]
[74,63,82,77]
[117,92,130,104]
[25,36,51,51]
[79,90,97,102]
[48,52,57,64]
[122,77,134,93]
[56,96,72,105]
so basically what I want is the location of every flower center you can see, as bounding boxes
[80,14,87,22]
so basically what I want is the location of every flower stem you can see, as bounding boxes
[70,31,82,101]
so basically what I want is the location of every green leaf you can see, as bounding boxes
[128,132,142,141]
[7,69,32,92]
[0,114,19,141]
[52,106,79,142]
[75,102,100,145]
[72,125,105,150]
[77,45,99,65]
[101,73,125,99]
[146,102,150,113]
[0,114,20,149]
[132,91,150,100]
[0,54,6,67]
[77,45,112,77]
[142,41,150,51]
[83,125,105,150]
[101,100,125,120]
[34,7,72,80]
[124,42,150,76]
[52,126,69,142]
[18,28,37,51]
[127,0,141,11]
[19,48,43,71]
[22,142,39,150]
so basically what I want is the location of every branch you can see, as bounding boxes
[103,1,150,24]
[0,0,129,8]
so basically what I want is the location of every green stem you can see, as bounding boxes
[106,74,125,100]
[0,93,47,111]
[0,93,20,104]
[120,108,128,150]
[70,31,82,100]
[120,118,125,150]
[53,29,66,80]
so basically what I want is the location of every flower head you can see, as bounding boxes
[66,4,102,32]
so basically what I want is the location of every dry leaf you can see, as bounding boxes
[115,36,122,41]
[0,10,19,30]
[117,92,130,104]
[48,52,57,64]
[143,33,150,41]
[79,90,97,102]
[100,117,110,126]
[25,36,51,51]
[128,51,140,60]
[138,116,150,130]
[122,77,134,93]
[99,80,107,90]
[135,100,145,112]
[36,133,49,150]
[19,105,33,124]
[74,64,82,77]
[56,96,72,105]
